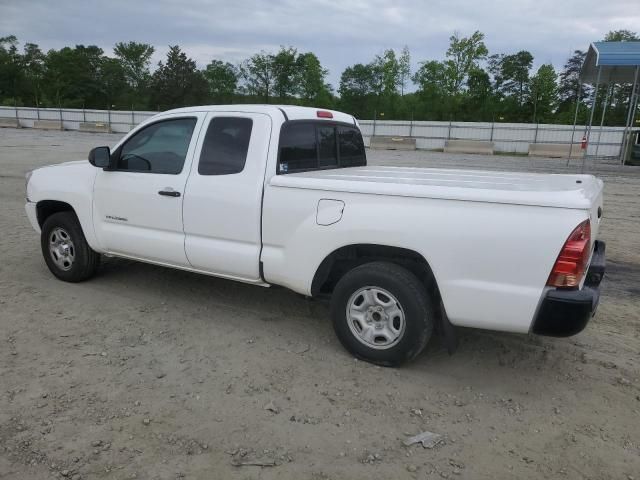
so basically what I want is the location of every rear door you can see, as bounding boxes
[93,114,204,266]
[183,112,272,281]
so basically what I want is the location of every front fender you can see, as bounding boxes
[27,161,101,252]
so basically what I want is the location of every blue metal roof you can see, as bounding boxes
[581,41,640,83]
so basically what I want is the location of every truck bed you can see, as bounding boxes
[269,166,603,210]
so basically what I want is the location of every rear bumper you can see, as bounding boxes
[531,240,606,337]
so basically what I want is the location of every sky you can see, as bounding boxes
[1,0,639,89]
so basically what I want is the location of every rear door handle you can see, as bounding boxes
[158,189,181,197]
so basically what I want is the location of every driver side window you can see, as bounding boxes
[117,117,197,174]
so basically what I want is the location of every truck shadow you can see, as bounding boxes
[98,257,583,379]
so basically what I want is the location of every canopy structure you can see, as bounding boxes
[572,41,640,166]
[582,41,640,83]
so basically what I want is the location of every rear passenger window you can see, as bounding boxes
[318,126,338,167]
[199,117,253,175]
[338,126,366,167]
[279,123,317,173]
[278,122,366,174]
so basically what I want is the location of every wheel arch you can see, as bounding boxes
[36,200,76,228]
[311,244,441,300]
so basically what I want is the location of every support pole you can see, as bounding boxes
[409,112,414,137]
[582,67,602,173]
[373,110,377,136]
[621,66,640,165]
[622,89,639,166]
[594,85,611,159]
[567,82,583,165]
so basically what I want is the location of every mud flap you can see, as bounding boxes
[437,300,458,354]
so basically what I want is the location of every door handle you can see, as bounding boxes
[158,189,181,197]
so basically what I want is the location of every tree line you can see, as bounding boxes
[0,29,637,125]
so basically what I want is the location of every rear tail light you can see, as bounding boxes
[317,110,333,118]
[547,220,591,288]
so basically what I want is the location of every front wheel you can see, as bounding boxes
[330,262,434,367]
[41,211,100,282]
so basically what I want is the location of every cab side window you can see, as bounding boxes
[117,117,197,174]
[198,117,253,175]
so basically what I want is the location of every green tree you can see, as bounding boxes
[296,52,332,106]
[489,51,534,105]
[42,45,105,108]
[338,63,379,118]
[374,49,401,97]
[113,42,154,91]
[528,64,558,123]
[240,51,275,102]
[0,35,21,103]
[150,46,208,109]
[604,30,639,41]
[203,60,238,104]
[557,50,586,107]
[465,67,495,121]
[398,46,411,96]
[100,57,127,109]
[444,31,488,95]
[412,60,450,119]
[21,42,45,106]
[272,46,299,100]
[113,41,154,108]
[488,50,534,121]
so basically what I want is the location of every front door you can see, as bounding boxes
[93,114,203,266]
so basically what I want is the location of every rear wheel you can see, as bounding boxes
[41,212,100,282]
[330,261,434,366]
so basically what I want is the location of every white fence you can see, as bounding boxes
[0,106,156,134]
[0,106,631,157]
[359,120,629,157]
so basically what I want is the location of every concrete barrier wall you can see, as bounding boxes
[444,140,494,155]
[0,118,19,128]
[369,136,417,150]
[528,143,583,158]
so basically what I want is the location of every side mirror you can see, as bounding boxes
[88,146,111,169]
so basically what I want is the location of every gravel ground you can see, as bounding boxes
[1,128,639,480]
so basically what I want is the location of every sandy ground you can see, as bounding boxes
[1,128,639,480]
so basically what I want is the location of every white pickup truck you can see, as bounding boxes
[25,105,606,366]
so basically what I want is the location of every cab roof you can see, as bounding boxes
[163,104,357,125]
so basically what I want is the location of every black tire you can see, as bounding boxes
[330,261,434,367]
[41,211,100,282]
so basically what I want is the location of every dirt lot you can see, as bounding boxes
[1,128,639,480]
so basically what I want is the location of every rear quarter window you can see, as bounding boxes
[278,121,366,174]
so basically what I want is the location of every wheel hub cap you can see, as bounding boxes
[346,287,406,350]
[48,227,75,271]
